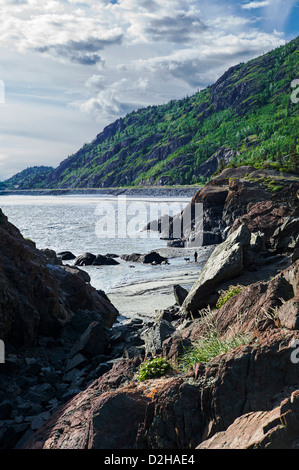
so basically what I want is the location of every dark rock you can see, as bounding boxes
[69,321,110,360]
[141,320,176,357]
[167,239,185,248]
[47,265,118,328]
[40,248,63,265]
[173,285,188,306]
[121,251,168,265]
[57,251,76,261]
[0,400,12,420]
[292,248,299,264]
[93,255,120,266]
[73,252,96,266]
[141,252,168,265]
[232,201,293,247]
[65,353,88,372]
[24,383,56,406]
[121,253,142,262]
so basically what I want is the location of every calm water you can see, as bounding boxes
[0,195,197,295]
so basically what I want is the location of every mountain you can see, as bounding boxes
[3,36,299,189]
[2,166,54,190]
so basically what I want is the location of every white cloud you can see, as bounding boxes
[241,1,270,9]
[0,0,296,180]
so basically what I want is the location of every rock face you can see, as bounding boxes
[182,224,251,315]
[23,328,299,450]
[0,211,68,345]
[0,210,118,345]
[175,168,298,247]
[197,390,299,449]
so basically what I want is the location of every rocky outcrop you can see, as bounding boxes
[182,224,251,315]
[22,326,299,450]
[197,390,299,449]
[174,168,298,247]
[196,147,238,179]
[0,211,69,345]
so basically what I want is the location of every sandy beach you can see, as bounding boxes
[108,246,216,321]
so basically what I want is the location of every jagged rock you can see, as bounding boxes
[196,147,238,179]
[214,275,294,339]
[40,248,62,265]
[141,320,176,357]
[284,260,299,296]
[271,218,299,253]
[0,212,70,345]
[24,384,56,406]
[197,390,299,449]
[173,285,188,306]
[46,264,118,328]
[232,201,293,246]
[182,224,251,315]
[69,321,110,360]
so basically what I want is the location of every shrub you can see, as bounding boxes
[137,357,172,382]
[216,284,244,309]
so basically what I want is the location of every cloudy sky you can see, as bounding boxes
[0,0,298,180]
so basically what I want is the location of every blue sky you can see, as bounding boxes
[0,0,298,180]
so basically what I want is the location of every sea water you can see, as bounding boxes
[0,194,199,293]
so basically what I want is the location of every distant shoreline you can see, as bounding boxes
[0,185,200,198]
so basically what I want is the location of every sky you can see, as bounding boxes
[0,0,298,181]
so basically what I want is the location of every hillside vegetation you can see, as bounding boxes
[2,36,299,189]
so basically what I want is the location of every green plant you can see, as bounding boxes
[137,357,172,382]
[216,284,244,309]
[178,330,250,370]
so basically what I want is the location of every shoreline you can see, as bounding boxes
[106,246,216,321]
[0,186,200,198]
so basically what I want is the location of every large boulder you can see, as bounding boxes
[0,210,119,347]
[68,321,110,360]
[47,264,118,328]
[92,255,119,266]
[182,224,251,315]
[73,253,96,266]
[57,251,76,261]
[0,211,69,345]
